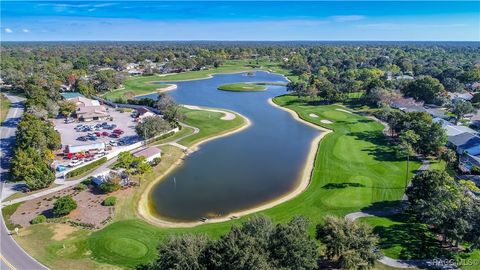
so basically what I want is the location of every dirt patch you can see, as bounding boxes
[309,113,319,118]
[10,185,132,229]
[321,120,333,124]
[52,223,78,241]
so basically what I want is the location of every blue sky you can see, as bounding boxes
[1,1,479,41]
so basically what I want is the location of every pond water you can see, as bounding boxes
[139,71,320,222]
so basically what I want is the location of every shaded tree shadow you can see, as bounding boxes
[349,131,403,162]
[372,213,452,260]
[322,182,365,189]
[361,200,406,214]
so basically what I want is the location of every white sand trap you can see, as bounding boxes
[182,105,236,120]
[321,120,333,124]
[309,113,319,118]
[336,108,353,114]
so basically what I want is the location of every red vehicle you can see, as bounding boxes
[113,129,124,134]
[102,131,109,136]
[109,133,120,138]
[95,131,102,137]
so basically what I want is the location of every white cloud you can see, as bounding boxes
[22,29,29,33]
[4,28,13,33]
[357,23,467,30]
[330,15,366,22]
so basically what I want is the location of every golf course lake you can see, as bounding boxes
[140,71,321,222]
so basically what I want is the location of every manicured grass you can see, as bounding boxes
[66,157,107,179]
[2,202,23,230]
[102,78,174,100]
[14,224,118,270]
[0,93,11,123]
[360,214,450,260]
[152,126,194,145]
[177,107,247,147]
[16,94,422,269]
[218,82,266,92]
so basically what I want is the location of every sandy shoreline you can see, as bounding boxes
[137,97,332,228]
[137,108,252,227]
[134,69,288,98]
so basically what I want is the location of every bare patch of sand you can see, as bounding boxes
[52,224,78,241]
[309,113,319,118]
[321,120,333,124]
[182,105,236,120]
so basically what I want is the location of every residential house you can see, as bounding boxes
[135,107,156,121]
[92,169,129,186]
[448,132,480,155]
[448,92,474,103]
[390,96,426,113]
[433,118,477,137]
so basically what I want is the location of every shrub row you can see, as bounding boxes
[66,157,107,178]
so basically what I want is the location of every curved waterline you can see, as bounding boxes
[138,71,320,225]
[138,98,330,228]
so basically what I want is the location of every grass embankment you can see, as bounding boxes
[177,107,246,147]
[102,59,291,100]
[66,157,108,179]
[0,93,11,123]
[2,203,23,230]
[218,82,266,92]
[14,95,420,269]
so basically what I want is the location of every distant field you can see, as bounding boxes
[217,82,266,91]
[102,59,295,100]
[0,93,11,123]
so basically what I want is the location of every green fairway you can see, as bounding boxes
[177,107,247,147]
[218,82,266,91]
[15,94,421,269]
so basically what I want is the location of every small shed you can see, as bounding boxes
[133,147,161,163]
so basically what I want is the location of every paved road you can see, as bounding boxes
[0,93,48,270]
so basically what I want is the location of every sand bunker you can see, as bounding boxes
[182,105,236,120]
[321,120,333,124]
[309,113,319,118]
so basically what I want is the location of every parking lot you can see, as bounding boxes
[52,108,140,149]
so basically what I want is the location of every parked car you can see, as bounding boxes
[64,117,75,124]
[109,133,120,138]
[105,124,117,130]
[113,129,124,134]
[102,131,109,136]
[77,136,88,141]
[95,131,102,137]
[68,159,84,167]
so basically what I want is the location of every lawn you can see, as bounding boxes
[360,214,450,260]
[12,94,421,269]
[177,107,247,147]
[1,93,11,123]
[217,82,266,92]
[2,202,23,230]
